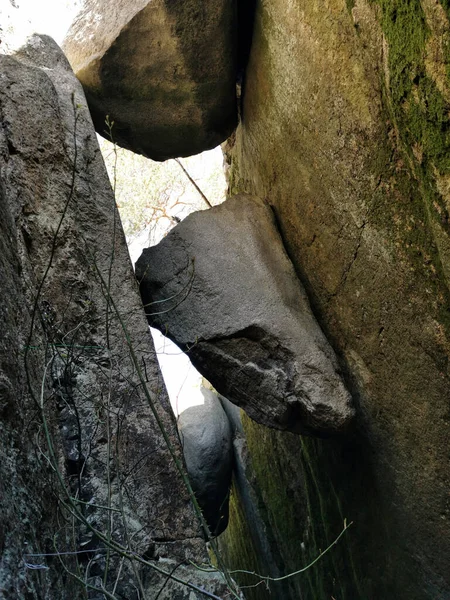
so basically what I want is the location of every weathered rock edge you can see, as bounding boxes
[136,195,354,437]
[63,0,238,160]
[0,35,234,599]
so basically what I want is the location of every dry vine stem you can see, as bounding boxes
[26,248,240,599]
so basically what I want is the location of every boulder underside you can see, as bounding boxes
[63,0,238,160]
[136,194,354,437]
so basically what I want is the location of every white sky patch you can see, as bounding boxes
[0,0,82,51]
[151,329,206,417]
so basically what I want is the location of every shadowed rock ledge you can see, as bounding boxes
[136,195,354,437]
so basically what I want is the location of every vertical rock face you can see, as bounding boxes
[225,1,450,598]
[0,36,234,599]
[63,0,238,160]
[216,399,295,600]
[136,195,354,437]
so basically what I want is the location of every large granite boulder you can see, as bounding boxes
[222,1,450,598]
[136,195,354,437]
[63,0,237,160]
[0,35,237,599]
[177,387,233,537]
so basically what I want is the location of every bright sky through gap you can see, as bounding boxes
[0,0,82,51]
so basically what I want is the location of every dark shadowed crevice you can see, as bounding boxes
[237,0,257,77]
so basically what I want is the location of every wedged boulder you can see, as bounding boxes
[136,195,354,436]
[63,0,237,160]
[223,2,450,597]
[177,387,233,537]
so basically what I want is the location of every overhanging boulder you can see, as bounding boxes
[63,0,237,160]
[136,195,354,436]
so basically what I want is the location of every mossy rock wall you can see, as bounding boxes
[218,413,368,600]
[224,0,450,598]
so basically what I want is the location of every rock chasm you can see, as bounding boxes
[0,34,237,600]
[1,1,450,599]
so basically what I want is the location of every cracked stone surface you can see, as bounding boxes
[223,1,450,597]
[136,195,354,437]
[63,0,237,160]
[0,35,237,599]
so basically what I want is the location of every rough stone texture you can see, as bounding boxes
[0,36,237,599]
[219,395,356,600]
[136,195,354,437]
[216,399,292,600]
[63,0,237,160]
[219,407,366,600]
[223,0,450,598]
[177,387,233,537]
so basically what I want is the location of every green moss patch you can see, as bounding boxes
[223,414,364,600]
[375,0,450,172]
[217,478,273,600]
[371,0,450,329]
[346,0,356,14]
